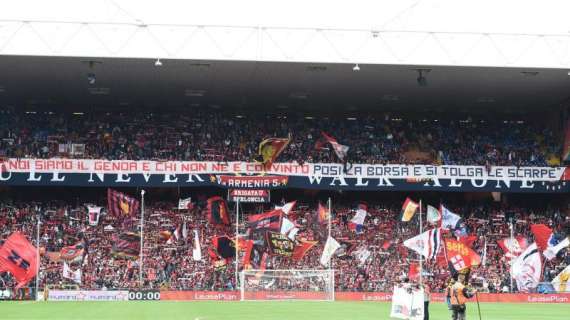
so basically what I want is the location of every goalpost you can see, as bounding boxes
[240,269,334,301]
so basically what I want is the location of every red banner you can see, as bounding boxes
[159,291,570,303]
[0,232,38,288]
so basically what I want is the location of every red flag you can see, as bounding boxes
[408,263,420,281]
[255,137,291,169]
[321,132,349,161]
[247,210,283,231]
[207,196,230,225]
[458,235,478,248]
[497,236,529,259]
[292,240,318,261]
[382,240,392,250]
[317,202,330,224]
[0,232,38,289]
[445,239,481,272]
[107,189,140,216]
[530,224,553,252]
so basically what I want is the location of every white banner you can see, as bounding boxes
[0,158,566,182]
[47,290,129,301]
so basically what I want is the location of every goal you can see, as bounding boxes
[240,269,334,301]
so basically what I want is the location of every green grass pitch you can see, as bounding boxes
[0,301,567,320]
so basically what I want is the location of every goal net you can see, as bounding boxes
[240,269,334,301]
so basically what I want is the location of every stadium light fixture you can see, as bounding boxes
[87,73,96,85]
[154,58,163,67]
[353,64,360,72]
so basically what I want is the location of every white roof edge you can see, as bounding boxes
[0,20,569,69]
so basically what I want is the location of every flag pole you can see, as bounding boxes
[235,198,240,290]
[139,189,145,288]
[35,212,40,301]
[419,199,423,287]
[509,219,514,292]
[328,197,334,301]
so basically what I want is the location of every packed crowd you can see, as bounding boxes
[1,194,568,298]
[0,109,562,166]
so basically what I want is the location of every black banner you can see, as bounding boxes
[0,172,568,193]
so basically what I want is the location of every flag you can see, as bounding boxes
[497,237,529,260]
[321,132,349,161]
[207,196,230,225]
[87,206,102,226]
[349,203,368,233]
[511,243,542,292]
[192,229,202,261]
[247,210,283,231]
[111,232,141,259]
[400,198,419,222]
[275,201,296,215]
[458,235,478,248]
[173,226,181,242]
[403,228,441,260]
[60,242,85,263]
[390,285,424,320]
[292,240,318,261]
[335,240,356,260]
[530,224,552,252]
[317,202,330,224]
[445,239,481,272]
[178,197,193,210]
[426,205,441,224]
[241,240,255,268]
[62,262,81,284]
[265,232,295,257]
[0,232,38,289]
[552,264,570,292]
[255,136,291,168]
[440,205,461,230]
[182,221,188,240]
[481,237,487,266]
[544,236,570,260]
[280,217,299,241]
[408,263,420,281]
[211,236,235,260]
[320,236,341,266]
[107,189,140,216]
[353,247,371,266]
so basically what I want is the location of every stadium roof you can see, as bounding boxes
[0,55,567,114]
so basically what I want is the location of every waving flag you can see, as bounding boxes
[408,263,421,281]
[530,224,568,260]
[544,236,570,260]
[87,206,102,226]
[511,243,542,292]
[292,240,318,261]
[62,262,81,284]
[445,239,481,272]
[178,197,193,210]
[247,210,283,231]
[0,232,38,289]
[400,198,419,222]
[321,132,349,161]
[211,236,236,260]
[275,201,296,215]
[192,230,202,261]
[320,236,341,266]
[207,196,230,225]
[552,264,570,292]
[60,242,85,263]
[107,189,140,216]
[426,205,441,224]
[317,202,330,224]
[497,237,529,260]
[111,232,140,259]
[440,205,461,230]
[280,217,299,241]
[255,136,291,168]
[403,228,441,260]
[530,224,552,252]
[349,203,368,233]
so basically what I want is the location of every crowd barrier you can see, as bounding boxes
[160,291,570,303]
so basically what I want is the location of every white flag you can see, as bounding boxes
[403,228,441,260]
[178,197,192,210]
[440,205,461,230]
[551,264,570,292]
[87,206,102,226]
[353,247,371,266]
[275,201,297,215]
[192,230,202,261]
[426,205,441,224]
[320,236,341,266]
[544,237,569,260]
[63,262,81,284]
[390,285,424,320]
[511,243,541,292]
[182,221,188,240]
